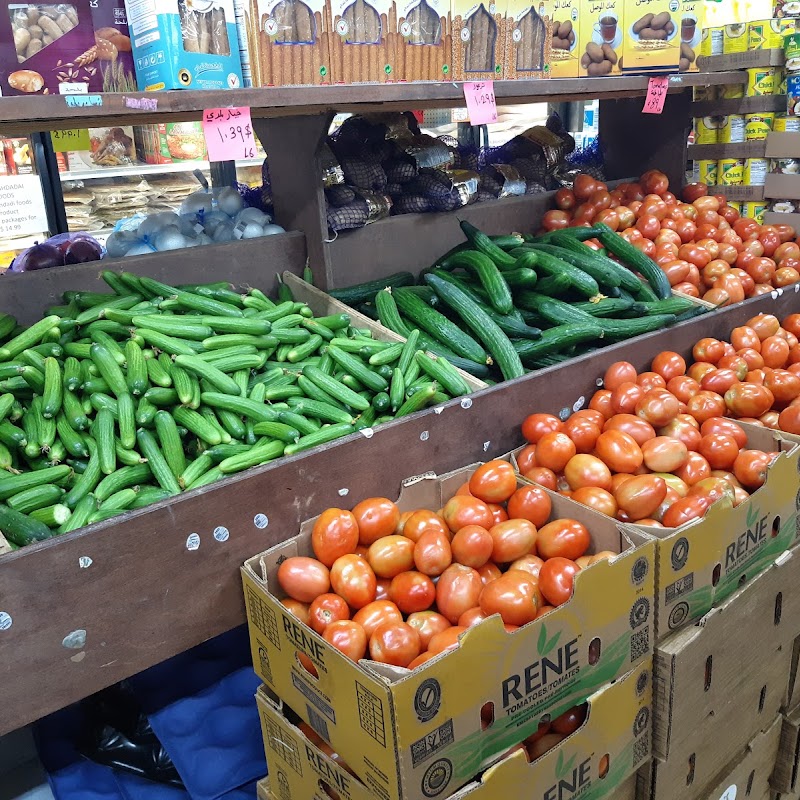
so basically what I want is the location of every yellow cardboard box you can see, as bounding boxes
[579,0,623,76]
[451,0,508,79]
[542,0,580,76]
[645,550,800,800]
[242,462,654,800]
[256,659,652,800]
[620,0,680,73]
[678,0,700,70]
[628,421,800,640]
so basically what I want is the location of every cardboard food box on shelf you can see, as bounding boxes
[773,707,800,796]
[0,1,109,96]
[90,0,136,92]
[677,0,700,71]
[242,460,654,800]
[503,0,549,80]
[628,421,800,641]
[397,0,452,81]
[578,0,622,77]
[619,0,680,74]
[248,0,333,86]
[451,0,508,80]
[256,660,652,800]
[539,0,578,77]
[135,123,207,164]
[61,126,137,172]
[123,0,244,90]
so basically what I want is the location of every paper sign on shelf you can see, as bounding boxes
[0,174,49,239]
[643,77,669,114]
[202,107,257,162]
[51,129,91,152]
[463,81,497,125]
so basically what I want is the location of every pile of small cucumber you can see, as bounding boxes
[333,221,708,383]
[0,272,471,548]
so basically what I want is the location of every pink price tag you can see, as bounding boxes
[202,107,257,161]
[463,81,497,125]
[643,77,669,114]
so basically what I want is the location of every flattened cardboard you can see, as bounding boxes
[773,707,800,795]
[649,550,800,799]
[628,421,800,640]
[765,173,800,200]
[242,460,654,800]
[765,132,800,158]
[256,660,652,800]
[451,0,507,80]
[249,0,333,85]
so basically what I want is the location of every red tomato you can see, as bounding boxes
[762,336,791,368]
[506,484,552,528]
[414,530,453,577]
[489,519,537,563]
[524,467,559,491]
[375,577,391,601]
[701,368,740,395]
[477,562,502,586]
[428,626,466,655]
[281,598,310,625]
[641,436,689,472]
[571,487,618,516]
[469,460,517,503]
[516,444,538,473]
[543,210,571,231]
[700,417,748,448]
[450,525,493,568]
[389,571,436,614]
[614,475,667,521]
[369,621,421,667]
[638,372,667,392]
[312,508,360,567]
[367,535,415,578]
[642,170,669,195]
[733,450,774,490]
[352,600,403,638]
[779,404,800,434]
[603,414,656,445]
[697,433,740,470]
[686,391,727,424]
[537,518,590,560]
[459,607,488,628]
[406,611,451,650]
[589,389,614,418]
[278,557,331,603]
[724,382,775,418]
[479,570,541,625]
[352,497,400,546]
[324,620,367,661]
[662,495,710,528]
[657,418,702,451]
[536,432,577,472]
[611,381,644,415]
[563,416,602,453]
[603,361,638,390]
[595,429,644,473]
[442,495,494,533]
[436,563,484,624]
[636,389,680,427]
[651,351,686,381]
[674,451,712,485]
[574,174,598,200]
[398,509,449,544]
[564,454,613,491]
[552,705,588,735]
[330,554,377,609]
[309,593,351,633]
[693,338,726,364]
[509,554,546,578]
[539,557,580,607]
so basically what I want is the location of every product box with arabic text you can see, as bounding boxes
[627,420,800,641]
[579,0,623,75]
[451,0,507,80]
[242,459,654,800]
[256,660,651,800]
[504,0,550,79]
[539,0,579,76]
[620,0,680,73]
[124,0,244,90]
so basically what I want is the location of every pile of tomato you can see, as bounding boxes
[517,320,795,527]
[541,171,800,304]
[277,465,614,672]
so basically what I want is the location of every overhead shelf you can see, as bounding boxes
[0,72,746,136]
[59,158,263,182]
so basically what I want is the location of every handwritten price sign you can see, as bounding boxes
[51,128,90,152]
[202,107,257,162]
[643,76,669,114]
[463,81,497,126]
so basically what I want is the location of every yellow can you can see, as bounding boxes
[694,117,719,144]
[718,158,744,185]
[749,18,796,50]
[743,201,767,224]
[746,67,779,96]
[720,84,745,99]
[697,160,718,185]
[718,114,746,143]
[745,113,775,139]
[774,114,800,132]
[724,22,749,53]
[693,86,717,102]
[727,201,742,214]
[701,26,724,57]
[744,158,769,185]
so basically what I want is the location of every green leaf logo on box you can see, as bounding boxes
[537,624,561,657]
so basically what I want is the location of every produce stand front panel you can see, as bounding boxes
[2,287,799,735]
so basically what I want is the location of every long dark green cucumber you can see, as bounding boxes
[329,272,415,305]
[512,324,604,363]
[512,249,601,300]
[439,251,514,314]
[459,220,516,267]
[546,233,642,292]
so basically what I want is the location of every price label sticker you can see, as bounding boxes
[643,76,669,114]
[463,81,497,125]
[51,128,91,152]
[202,106,257,161]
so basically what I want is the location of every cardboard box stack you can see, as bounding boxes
[242,457,655,800]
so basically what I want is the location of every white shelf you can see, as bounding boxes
[59,158,263,182]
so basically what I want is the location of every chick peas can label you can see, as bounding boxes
[745,112,775,139]
[695,117,718,144]
[718,114,745,143]
[721,83,745,99]
[697,159,718,185]
[723,22,748,53]
[744,158,769,185]
[718,158,744,185]
[746,67,778,96]
[774,114,800,132]
[744,201,766,223]
[750,18,795,50]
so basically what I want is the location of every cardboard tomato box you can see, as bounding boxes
[242,462,654,800]
[255,659,652,800]
[624,421,800,641]
[643,548,800,800]
[772,706,800,797]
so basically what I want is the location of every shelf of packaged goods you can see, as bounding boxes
[0,72,746,136]
[59,158,264,182]
[0,285,797,738]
